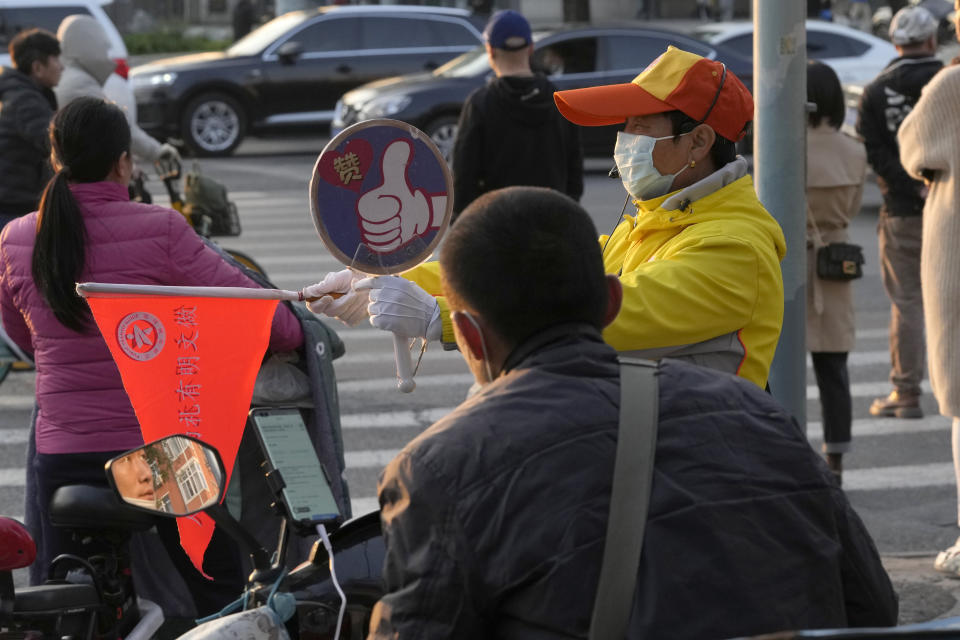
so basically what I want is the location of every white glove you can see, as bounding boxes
[355,276,441,340]
[157,143,181,164]
[302,269,370,327]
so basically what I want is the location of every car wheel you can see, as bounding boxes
[181,92,246,157]
[424,115,459,163]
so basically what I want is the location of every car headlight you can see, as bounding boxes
[361,95,412,118]
[132,72,178,89]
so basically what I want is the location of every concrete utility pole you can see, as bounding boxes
[753,1,807,426]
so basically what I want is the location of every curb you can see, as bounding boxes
[884,555,960,625]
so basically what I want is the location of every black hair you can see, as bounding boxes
[666,110,738,167]
[32,97,131,332]
[440,186,608,347]
[9,29,60,75]
[806,60,845,130]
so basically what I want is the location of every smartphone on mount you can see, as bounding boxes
[248,407,342,533]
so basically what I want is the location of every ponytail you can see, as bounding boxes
[29,97,131,333]
[31,167,89,332]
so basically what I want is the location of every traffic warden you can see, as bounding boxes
[552,46,785,389]
[364,186,897,639]
[306,47,786,391]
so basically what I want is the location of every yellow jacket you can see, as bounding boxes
[405,162,786,388]
[601,171,786,388]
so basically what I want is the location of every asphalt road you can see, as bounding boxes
[3,135,960,624]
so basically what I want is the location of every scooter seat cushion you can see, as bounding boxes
[13,583,99,613]
[0,517,36,570]
[50,485,157,533]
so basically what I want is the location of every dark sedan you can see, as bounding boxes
[131,5,482,156]
[331,25,753,159]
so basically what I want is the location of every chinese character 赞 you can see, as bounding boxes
[333,152,363,185]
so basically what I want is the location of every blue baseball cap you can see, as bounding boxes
[483,10,532,51]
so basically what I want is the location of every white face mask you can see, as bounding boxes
[613,131,690,201]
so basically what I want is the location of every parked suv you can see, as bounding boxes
[131,5,483,156]
[0,0,132,112]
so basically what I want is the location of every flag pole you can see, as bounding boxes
[76,282,308,302]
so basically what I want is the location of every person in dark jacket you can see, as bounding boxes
[451,10,582,220]
[367,186,898,639]
[856,5,942,419]
[0,29,62,229]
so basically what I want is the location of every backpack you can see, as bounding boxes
[183,165,242,237]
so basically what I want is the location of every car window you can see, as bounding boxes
[604,35,674,72]
[435,46,491,78]
[228,10,309,56]
[531,37,597,76]
[286,16,361,53]
[720,33,752,57]
[361,17,435,49]
[0,6,91,48]
[807,31,868,58]
[427,19,480,47]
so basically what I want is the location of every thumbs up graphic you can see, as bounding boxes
[357,139,446,253]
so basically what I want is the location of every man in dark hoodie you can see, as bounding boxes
[450,10,582,220]
[0,29,61,229]
[856,5,942,419]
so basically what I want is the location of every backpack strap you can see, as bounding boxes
[589,357,659,640]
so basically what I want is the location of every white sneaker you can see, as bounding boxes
[934,537,960,576]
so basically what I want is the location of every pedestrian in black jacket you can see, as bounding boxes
[857,6,943,418]
[0,29,61,229]
[451,10,582,220]
[367,186,898,640]
[856,5,942,420]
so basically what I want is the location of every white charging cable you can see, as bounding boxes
[316,523,346,640]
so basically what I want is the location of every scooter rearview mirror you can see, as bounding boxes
[106,434,226,517]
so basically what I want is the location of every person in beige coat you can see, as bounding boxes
[806,61,867,484]
[54,15,178,166]
[898,4,960,574]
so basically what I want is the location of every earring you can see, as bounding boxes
[690,160,696,168]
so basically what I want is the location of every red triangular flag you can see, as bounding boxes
[83,287,279,575]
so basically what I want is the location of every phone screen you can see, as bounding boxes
[249,408,341,525]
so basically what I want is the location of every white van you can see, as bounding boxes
[0,0,133,113]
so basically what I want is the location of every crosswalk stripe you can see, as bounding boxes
[845,462,954,492]
[3,459,956,494]
[341,407,454,429]
[807,415,950,441]
[0,430,28,444]
[808,380,933,401]
[339,373,475,393]
[0,468,23,487]
[337,350,463,365]
[0,358,934,407]
[350,497,379,516]
[0,407,459,447]
[0,412,947,449]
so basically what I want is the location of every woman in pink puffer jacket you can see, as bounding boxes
[0,97,303,614]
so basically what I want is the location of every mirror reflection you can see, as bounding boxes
[110,435,224,516]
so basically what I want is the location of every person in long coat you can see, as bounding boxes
[898,32,960,574]
[806,61,867,484]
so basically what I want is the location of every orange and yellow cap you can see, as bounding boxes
[554,46,753,142]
